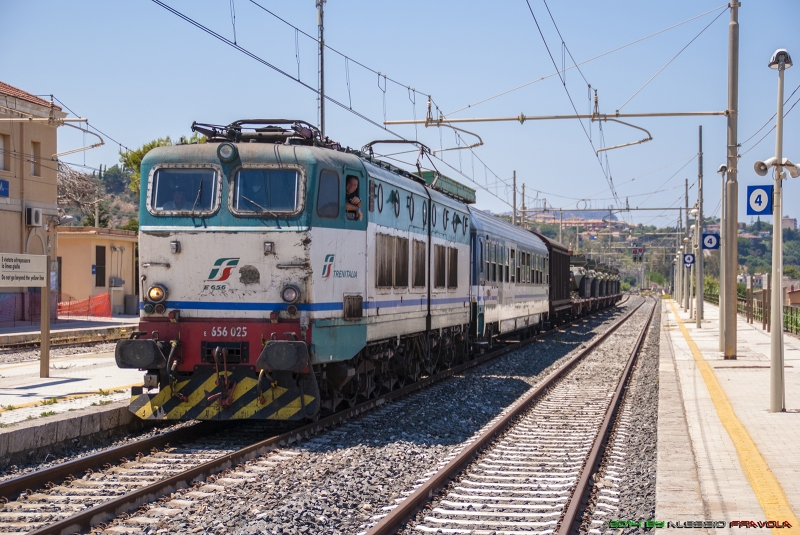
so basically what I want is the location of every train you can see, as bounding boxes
[114,119,621,422]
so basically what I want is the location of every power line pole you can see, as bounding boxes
[697,125,704,328]
[724,0,740,359]
[720,165,726,350]
[684,178,690,311]
[512,170,517,226]
[559,210,563,243]
[316,0,326,137]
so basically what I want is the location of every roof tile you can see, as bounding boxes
[0,80,62,110]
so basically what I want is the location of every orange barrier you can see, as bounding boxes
[58,293,112,319]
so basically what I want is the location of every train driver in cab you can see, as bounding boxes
[163,185,187,210]
[345,174,362,220]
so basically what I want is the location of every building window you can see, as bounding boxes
[412,239,426,287]
[0,134,9,171]
[434,244,446,288]
[317,170,339,218]
[376,233,394,288]
[30,141,41,177]
[395,237,409,288]
[447,247,458,289]
[95,246,106,287]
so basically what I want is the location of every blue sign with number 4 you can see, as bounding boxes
[746,185,773,216]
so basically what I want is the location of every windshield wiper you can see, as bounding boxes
[190,180,203,215]
[241,195,268,211]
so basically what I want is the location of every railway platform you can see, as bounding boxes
[658,300,800,532]
[0,315,138,347]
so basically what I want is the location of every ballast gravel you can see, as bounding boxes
[0,341,118,365]
[582,300,660,534]
[98,301,639,535]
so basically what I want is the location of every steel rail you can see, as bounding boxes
[0,423,208,503]
[22,296,627,535]
[557,297,656,534]
[364,297,647,535]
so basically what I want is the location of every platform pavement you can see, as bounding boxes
[657,300,800,533]
[0,315,138,346]
[0,350,142,426]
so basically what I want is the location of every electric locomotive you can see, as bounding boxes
[114,119,618,422]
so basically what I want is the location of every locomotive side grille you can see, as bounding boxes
[200,341,250,364]
[343,294,363,320]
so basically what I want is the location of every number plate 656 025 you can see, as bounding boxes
[206,326,247,337]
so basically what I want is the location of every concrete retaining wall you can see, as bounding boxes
[0,401,146,469]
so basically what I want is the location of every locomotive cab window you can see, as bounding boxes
[233,168,299,215]
[447,247,458,289]
[150,167,217,215]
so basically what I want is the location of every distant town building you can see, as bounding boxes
[782,215,797,231]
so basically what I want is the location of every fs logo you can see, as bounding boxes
[321,254,335,279]
[206,258,240,282]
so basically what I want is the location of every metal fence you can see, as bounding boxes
[704,293,799,334]
[0,292,58,328]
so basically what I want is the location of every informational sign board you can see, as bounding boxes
[702,233,720,250]
[683,253,695,266]
[0,179,9,198]
[0,254,47,287]
[746,185,773,216]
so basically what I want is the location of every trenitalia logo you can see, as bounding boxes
[206,258,240,282]
[321,254,334,279]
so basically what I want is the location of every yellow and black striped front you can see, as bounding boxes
[129,368,318,420]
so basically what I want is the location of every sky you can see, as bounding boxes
[2,0,799,230]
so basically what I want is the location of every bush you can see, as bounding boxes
[621,282,631,291]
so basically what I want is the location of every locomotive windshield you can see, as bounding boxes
[150,168,216,214]
[232,169,299,214]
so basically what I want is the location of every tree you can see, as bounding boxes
[83,201,110,228]
[119,218,139,232]
[102,164,132,194]
[120,137,173,194]
[57,162,101,217]
[120,133,206,193]
[785,265,800,280]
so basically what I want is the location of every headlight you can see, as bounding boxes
[217,142,238,162]
[281,285,299,303]
[147,284,168,303]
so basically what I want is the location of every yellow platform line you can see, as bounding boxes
[669,301,799,532]
[0,383,142,413]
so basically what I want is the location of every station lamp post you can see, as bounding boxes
[683,237,691,311]
[717,164,727,351]
[755,48,799,412]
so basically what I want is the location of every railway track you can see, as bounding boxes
[0,299,634,535]
[0,338,127,352]
[366,296,655,535]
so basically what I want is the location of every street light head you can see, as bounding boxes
[769,49,793,70]
[690,208,699,217]
[683,237,689,243]
[717,164,728,175]
[754,157,778,176]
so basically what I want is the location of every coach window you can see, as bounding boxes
[317,170,340,218]
[527,253,532,283]
[510,249,516,283]
[505,248,509,283]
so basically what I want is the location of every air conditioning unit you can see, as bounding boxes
[109,277,125,287]
[26,207,43,227]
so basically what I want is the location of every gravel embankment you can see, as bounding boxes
[98,302,637,535]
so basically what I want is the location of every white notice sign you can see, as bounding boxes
[0,254,47,287]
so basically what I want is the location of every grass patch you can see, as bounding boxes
[41,398,58,406]
[40,411,57,417]
[98,389,111,396]
[3,405,15,411]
